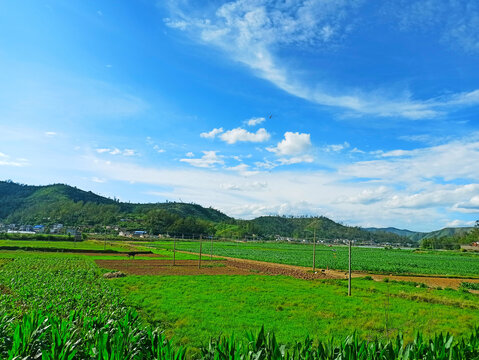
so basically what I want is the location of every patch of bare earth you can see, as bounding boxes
[370,274,479,289]
[83,252,166,257]
[95,259,252,276]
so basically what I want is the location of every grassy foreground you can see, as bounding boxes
[0,251,478,359]
[149,240,479,277]
[113,275,479,349]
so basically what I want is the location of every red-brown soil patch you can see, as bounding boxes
[83,252,166,258]
[369,274,479,289]
[225,258,345,280]
[95,259,252,276]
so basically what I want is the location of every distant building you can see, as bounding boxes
[7,230,35,234]
[33,225,45,233]
[132,231,147,238]
[50,224,64,234]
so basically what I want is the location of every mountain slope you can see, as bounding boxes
[0,181,230,225]
[364,226,474,241]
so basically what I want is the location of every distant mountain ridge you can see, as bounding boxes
[364,226,474,242]
[0,180,409,243]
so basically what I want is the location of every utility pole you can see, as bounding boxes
[210,236,213,260]
[348,239,352,296]
[198,235,203,269]
[173,236,176,266]
[312,228,317,272]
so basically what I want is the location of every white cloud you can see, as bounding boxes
[92,177,106,183]
[226,163,260,176]
[180,150,224,168]
[445,219,477,227]
[341,136,479,182]
[44,131,57,137]
[325,142,350,152]
[391,0,479,53]
[267,132,312,156]
[164,1,479,119]
[219,127,270,144]
[245,117,265,126]
[96,147,138,156]
[0,152,29,167]
[220,181,267,191]
[123,149,137,156]
[109,148,122,155]
[185,152,195,157]
[454,195,479,213]
[337,186,390,205]
[278,155,314,165]
[153,145,165,153]
[200,127,224,139]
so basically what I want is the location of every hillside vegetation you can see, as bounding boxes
[0,181,408,243]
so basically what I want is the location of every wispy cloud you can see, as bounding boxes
[245,117,265,126]
[180,150,224,168]
[164,1,479,119]
[390,0,479,53]
[96,148,138,156]
[0,152,29,167]
[325,142,350,152]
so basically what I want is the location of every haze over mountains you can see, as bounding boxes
[1,180,474,244]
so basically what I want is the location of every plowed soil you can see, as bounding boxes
[84,252,166,257]
[95,259,252,276]
[370,274,479,289]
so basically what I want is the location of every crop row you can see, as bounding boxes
[0,312,478,359]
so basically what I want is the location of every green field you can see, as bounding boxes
[113,274,479,349]
[0,245,478,358]
[148,240,479,277]
[0,239,144,252]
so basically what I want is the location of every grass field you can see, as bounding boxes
[0,238,146,252]
[148,240,479,277]
[0,244,478,358]
[113,274,479,350]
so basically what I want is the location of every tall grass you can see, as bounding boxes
[0,315,477,359]
[201,326,479,360]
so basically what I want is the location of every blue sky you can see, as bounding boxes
[1,0,479,231]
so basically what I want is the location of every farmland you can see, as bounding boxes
[148,240,479,277]
[0,238,140,252]
[0,240,478,358]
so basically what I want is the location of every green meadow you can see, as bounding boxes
[113,274,479,350]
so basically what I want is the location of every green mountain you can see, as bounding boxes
[421,227,474,240]
[364,227,426,241]
[0,181,230,226]
[0,180,408,243]
[365,226,474,242]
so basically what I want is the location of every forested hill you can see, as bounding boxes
[0,181,230,225]
[0,181,409,243]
